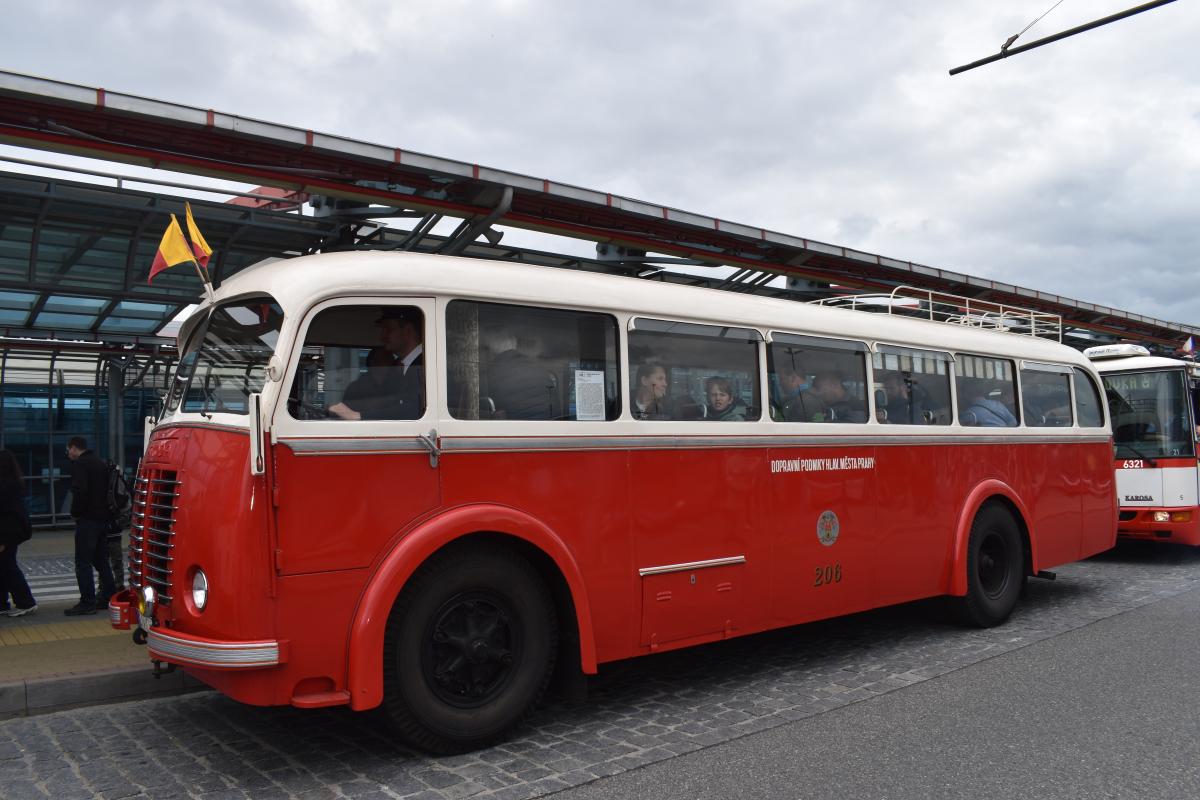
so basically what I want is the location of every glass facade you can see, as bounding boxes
[0,347,173,527]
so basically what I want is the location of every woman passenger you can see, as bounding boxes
[705,377,748,421]
[633,362,671,420]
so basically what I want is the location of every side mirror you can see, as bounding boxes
[248,393,266,476]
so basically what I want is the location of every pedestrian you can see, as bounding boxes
[0,448,37,617]
[64,436,116,616]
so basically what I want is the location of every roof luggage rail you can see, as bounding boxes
[811,285,1062,342]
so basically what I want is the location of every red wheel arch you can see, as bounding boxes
[345,503,597,711]
[947,481,1035,597]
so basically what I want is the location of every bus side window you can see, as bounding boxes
[628,319,761,421]
[1021,366,1073,428]
[956,355,1019,427]
[873,347,952,425]
[1072,367,1105,428]
[288,304,426,422]
[446,300,620,421]
[767,334,868,424]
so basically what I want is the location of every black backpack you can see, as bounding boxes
[106,460,132,531]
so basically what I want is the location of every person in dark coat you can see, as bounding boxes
[328,308,424,421]
[64,437,116,616]
[488,332,557,420]
[0,448,36,617]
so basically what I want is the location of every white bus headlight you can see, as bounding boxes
[192,569,209,610]
[139,585,156,616]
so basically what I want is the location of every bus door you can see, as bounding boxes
[270,298,441,576]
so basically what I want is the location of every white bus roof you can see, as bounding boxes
[192,251,1096,368]
[1091,355,1194,374]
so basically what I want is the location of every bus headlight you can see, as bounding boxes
[1154,511,1170,522]
[192,570,209,611]
[139,585,156,616]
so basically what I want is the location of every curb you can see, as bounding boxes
[0,665,209,720]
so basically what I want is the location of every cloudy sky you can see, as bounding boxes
[3,0,1198,325]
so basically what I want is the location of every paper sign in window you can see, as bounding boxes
[574,370,605,421]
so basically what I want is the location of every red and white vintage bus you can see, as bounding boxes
[110,252,1116,752]
[1086,344,1200,546]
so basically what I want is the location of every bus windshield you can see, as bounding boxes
[166,296,284,416]
[1102,369,1195,459]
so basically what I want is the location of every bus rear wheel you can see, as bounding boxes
[382,543,558,754]
[955,505,1024,628]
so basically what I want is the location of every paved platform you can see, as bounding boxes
[0,528,205,720]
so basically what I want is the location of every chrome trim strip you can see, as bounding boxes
[275,432,1111,455]
[154,422,248,436]
[147,630,280,669]
[639,555,747,577]
[108,605,122,625]
[439,433,1111,451]
[281,437,428,455]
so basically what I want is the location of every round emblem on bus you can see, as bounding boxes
[817,510,839,547]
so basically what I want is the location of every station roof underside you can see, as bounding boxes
[0,69,1194,351]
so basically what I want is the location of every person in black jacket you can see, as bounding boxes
[0,448,36,617]
[64,437,116,616]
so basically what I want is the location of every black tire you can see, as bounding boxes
[382,543,558,754]
[954,504,1025,628]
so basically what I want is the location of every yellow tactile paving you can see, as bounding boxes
[0,617,121,647]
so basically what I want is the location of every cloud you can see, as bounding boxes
[3,0,1198,324]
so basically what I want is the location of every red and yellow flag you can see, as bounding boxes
[185,202,213,268]
[147,215,194,284]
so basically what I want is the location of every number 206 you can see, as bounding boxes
[814,564,843,586]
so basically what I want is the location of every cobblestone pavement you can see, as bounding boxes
[2,541,1198,800]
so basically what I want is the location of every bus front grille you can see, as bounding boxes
[129,469,180,604]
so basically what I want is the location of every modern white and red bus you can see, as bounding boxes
[110,252,1116,753]
[1086,344,1200,546]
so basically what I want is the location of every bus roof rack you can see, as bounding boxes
[811,285,1062,342]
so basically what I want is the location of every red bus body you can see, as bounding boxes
[110,253,1117,748]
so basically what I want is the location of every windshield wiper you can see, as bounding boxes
[1117,441,1158,467]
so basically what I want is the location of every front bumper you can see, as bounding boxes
[1117,508,1200,546]
[148,628,288,670]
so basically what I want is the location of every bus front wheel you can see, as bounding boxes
[955,505,1024,628]
[382,543,558,754]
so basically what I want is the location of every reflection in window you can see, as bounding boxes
[628,320,760,421]
[768,335,868,424]
[1020,367,1073,428]
[174,297,284,416]
[956,355,1019,427]
[446,301,619,421]
[873,347,952,425]
[1073,367,1106,428]
[288,305,425,421]
[1102,370,1194,458]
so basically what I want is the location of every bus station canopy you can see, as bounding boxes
[1,69,1195,350]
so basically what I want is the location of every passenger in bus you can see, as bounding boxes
[771,364,813,421]
[964,388,1018,427]
[487,332,557,420]
[881,372,931,424]
[328,347,399,421]
[632,362,672,420]
[704,377,748,421]
[809,372,868,423]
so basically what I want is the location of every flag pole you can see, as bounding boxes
[190,256,216,304]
